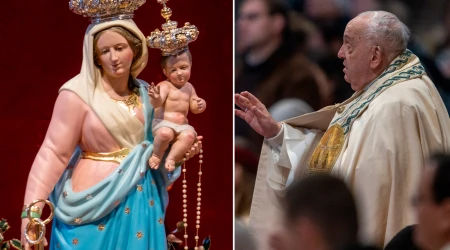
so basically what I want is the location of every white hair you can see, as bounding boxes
[357,11,411,58]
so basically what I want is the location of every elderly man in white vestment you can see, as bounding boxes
[235,10,450,248]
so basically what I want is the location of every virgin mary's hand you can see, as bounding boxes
[21,218,48,250]
[184,135,203,161]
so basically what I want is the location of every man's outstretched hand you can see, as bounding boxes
[235,91,281,138]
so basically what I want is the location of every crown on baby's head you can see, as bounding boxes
[69,0,146,24]
[147,0,199,56]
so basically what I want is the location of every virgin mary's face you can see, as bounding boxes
[96,30,134,78]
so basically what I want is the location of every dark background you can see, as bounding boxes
[0,0,233,249]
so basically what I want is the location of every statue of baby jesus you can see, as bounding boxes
[148,49,206,171]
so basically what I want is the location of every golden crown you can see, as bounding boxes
[69,0,146,24]
[147,0,199,56]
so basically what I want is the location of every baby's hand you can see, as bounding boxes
[195,98,206,111]
[148,82,160,99]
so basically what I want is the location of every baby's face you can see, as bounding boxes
[163,52,192,88]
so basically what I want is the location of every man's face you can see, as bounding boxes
[337,17,373,91]
[414,165,447,250]
[237,0,276,53]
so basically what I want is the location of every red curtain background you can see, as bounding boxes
[0,1,232,249]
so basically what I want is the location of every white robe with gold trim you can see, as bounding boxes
[249,51,450,248]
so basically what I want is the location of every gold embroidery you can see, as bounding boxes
[98,224,105,231]
[149,200,154,206]
[158,218,163,224]
[80,148,131,164]
[110,92,140,116]
[136,231,144,239]
[72,238,79,245]
[74,218,82,224]
[309,124,345,173]
[137,185,143,192]
[125,207,130,214]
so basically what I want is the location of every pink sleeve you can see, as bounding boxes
[23,90,86,206]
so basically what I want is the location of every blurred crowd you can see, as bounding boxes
[236,152,450,250]
[234,0,450,249]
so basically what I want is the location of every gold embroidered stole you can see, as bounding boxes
[309,50,426,173]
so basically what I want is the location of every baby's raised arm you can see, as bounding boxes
[148,81,170,108]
